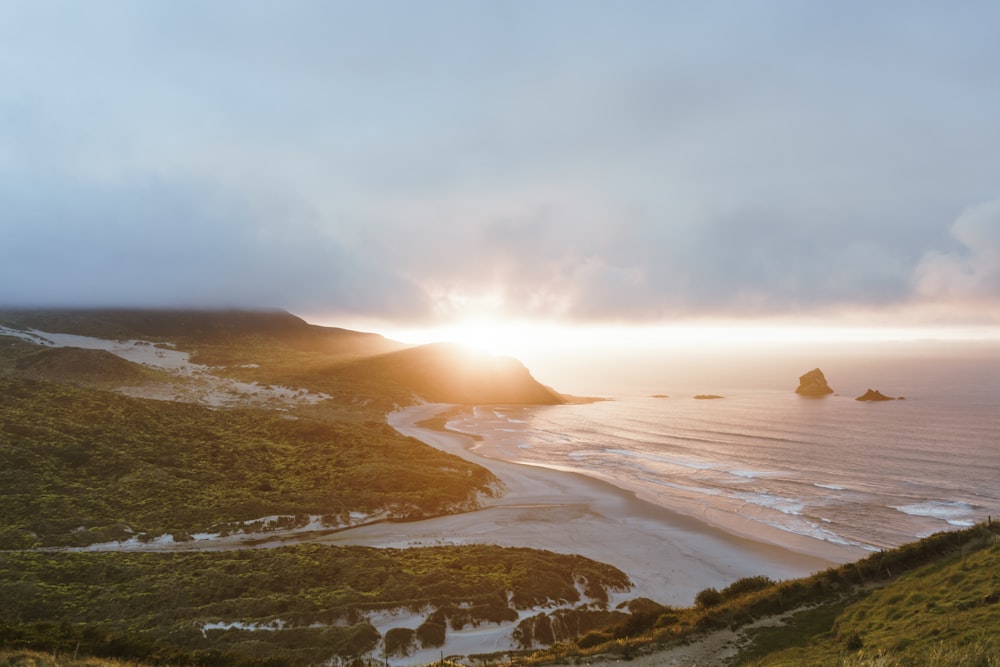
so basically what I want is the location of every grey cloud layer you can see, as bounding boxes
[2,2,999,323]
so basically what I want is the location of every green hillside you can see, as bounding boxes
[0,376,498,549]
[0,308,561,406]
[0,545,629,666]
[0,308,577,665]
[512,522,999,667]
[325,343,563,405]
[738,524,1000,666]
[0,308,561,549]
[12,347,164,388]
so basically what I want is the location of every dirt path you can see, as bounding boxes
[579,606,809,667]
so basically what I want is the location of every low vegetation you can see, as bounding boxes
[0,376,496,548]
[516,522,999,666]
[0,545,629,665]
[739,523,1000,666]
[0,308,562,407]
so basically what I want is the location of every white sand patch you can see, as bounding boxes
[0,326,332,408]
[71,511,392,552]
[367,608,432,633]
[202,619,288,636]
[394,624,517,666]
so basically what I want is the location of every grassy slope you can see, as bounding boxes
[2,528,996,666]
[737,529,1000,666]
[0,377,501,548]
[0,308,562,406]
[0,545,630,665]
[0,308,564,548]
[0,650,144,667]
[513,523,999,667]
[0,309,585,665]
[318,343,563,406]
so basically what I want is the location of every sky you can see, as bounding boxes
[2,1,1000,346]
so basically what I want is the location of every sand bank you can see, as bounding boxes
[316,404,856,606]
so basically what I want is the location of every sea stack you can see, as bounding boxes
[796,368,834,396]
[856,388,895,401]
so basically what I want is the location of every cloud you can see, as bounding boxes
[0,170,427,316]
[2,2,1000,327]
[914,200,1000,306]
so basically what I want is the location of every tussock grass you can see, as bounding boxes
[521,522,1000,667]
[0,649,146,667]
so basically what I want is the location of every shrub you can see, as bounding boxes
[721,575,773,599]
[695,587,723,608]
[577,630,612,649]
[612,611,659,639]
[335,623,380,657]
[383,627,415,656]
[415,621,445,648]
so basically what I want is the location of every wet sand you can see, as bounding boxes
[315,403,859,605]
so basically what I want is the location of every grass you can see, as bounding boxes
[0,649,148,667]
[0,376,498,548]
[0,546,630,665]
[746,531,1000,666]
[513,522,1000,667]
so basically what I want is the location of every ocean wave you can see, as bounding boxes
[891,500,976,523]
[635,475,725,497]
[605,448,717,471]
[733,491,805,516]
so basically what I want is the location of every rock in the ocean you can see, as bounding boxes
[856,388,895,401]
[795,368,834,396]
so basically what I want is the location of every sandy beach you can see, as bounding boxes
[316,403,857,606]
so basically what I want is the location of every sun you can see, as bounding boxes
[387,318,548,357]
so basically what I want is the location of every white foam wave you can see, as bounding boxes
[605,448,717,471]
[734,491,804,516]
[891,500,976,522]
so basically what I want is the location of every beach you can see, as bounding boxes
[317,403,860,606]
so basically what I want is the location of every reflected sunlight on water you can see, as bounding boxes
[447,344,1000,553]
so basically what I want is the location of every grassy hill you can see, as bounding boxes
[0,376,500,549]
[0,545,630,666]
[2,525,995,666]
[0,308,399,355]
[12,347,164,388]
[737,524,1000,666]
[0,308,563,549]
[320,343,563,405]
[0,309,585,664]
[511,522,999,666]
[0,308,562,406]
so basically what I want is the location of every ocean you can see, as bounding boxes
[445,344,1000,555]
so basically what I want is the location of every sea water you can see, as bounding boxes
[446,344,1000,554]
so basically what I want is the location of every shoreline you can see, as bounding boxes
[444,403,869,563]
[335,403,860,606]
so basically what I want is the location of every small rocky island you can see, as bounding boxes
[795,368,834,396]
[855,388,898,401]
